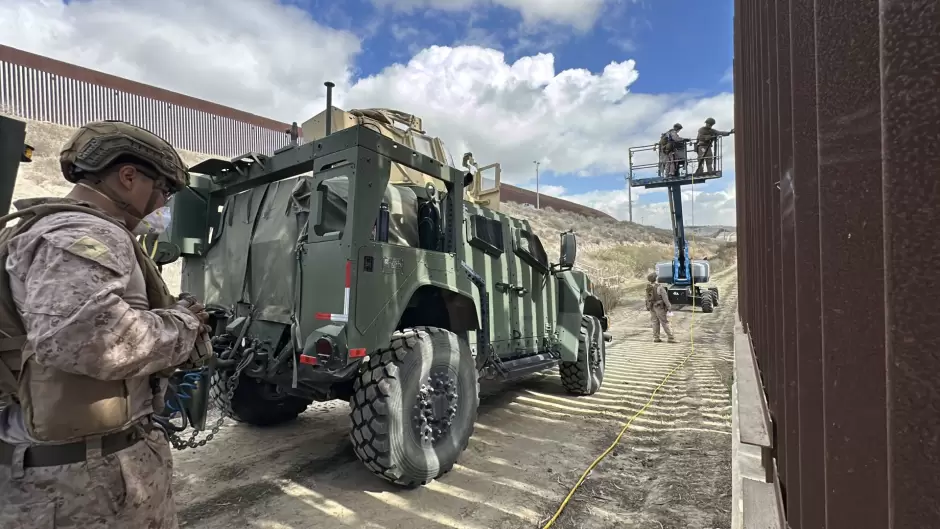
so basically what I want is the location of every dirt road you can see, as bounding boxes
[172,266,737,529]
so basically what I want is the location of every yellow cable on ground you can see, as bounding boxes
[540,169,702,529]
[539,343,698,528]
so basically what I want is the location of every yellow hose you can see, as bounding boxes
[541,172,702,528]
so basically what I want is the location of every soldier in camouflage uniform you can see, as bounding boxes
[659,123,688,178]
[693,117,733,176]
[646,272,677,343]
[0,120,211,528]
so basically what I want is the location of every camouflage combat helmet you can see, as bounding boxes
[59,120,189,192]
[673,123,683,130]
[647,272,657,282]
[705,117,716,125]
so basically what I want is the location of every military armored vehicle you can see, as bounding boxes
[160,84,612,486]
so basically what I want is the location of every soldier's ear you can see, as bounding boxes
[113,164,139,191]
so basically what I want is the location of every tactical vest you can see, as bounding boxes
[645,283,655,310]
[0,198,177,443]
[659,133,673,153]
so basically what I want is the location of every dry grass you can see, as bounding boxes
[499,202,677,293]
[592,282,624,312]
[499,202,731,303]
[591,244,674,278]
[707,241,738,272]
[8,116,731,306]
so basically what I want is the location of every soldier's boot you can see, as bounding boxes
[653,337,663,343]
[668,336,678,343]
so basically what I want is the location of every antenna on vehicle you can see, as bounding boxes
[324,81,335,137]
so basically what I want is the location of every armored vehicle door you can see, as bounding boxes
[505,218,556,355]
[465,207,514,357]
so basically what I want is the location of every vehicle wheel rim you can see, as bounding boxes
[411,367,460,447]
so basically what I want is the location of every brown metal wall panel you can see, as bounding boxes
[767,0,786,489]
[773,0,799,522]
[880,2,940,528]
[0,44,291,134]
[815,0,889,524]
[737,0,940,526]
[0,55,295,159]
[788,0,826,526]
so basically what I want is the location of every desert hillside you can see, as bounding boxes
[8,117,733,305]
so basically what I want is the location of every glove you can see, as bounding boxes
[182,332,213,369]
[667,311,674,317]
[168,295,213,369]
[172,295,210,326]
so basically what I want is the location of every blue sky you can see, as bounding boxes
[2,0,737,227]
[331,0,735,94]
[308,0,738,226]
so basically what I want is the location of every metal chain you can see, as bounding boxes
[165,352,253,451]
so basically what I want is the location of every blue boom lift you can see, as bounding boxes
[626,133,727,313]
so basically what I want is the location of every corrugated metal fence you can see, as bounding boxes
[733,0,939,527]
[0,44,294,158]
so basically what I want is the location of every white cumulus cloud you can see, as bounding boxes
[0,0,361,122]
[368,0,615,31]
[0,0,736,227]
[344,45,735,188]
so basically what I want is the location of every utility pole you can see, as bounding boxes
[533,160,541,209]
[627,172,633,223]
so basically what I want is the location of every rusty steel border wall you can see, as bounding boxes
[0,44,616,221]
[0,44,294,158]
[733,0,939,528]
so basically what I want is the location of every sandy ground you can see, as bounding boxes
[169,266,737,529]
[7,116,736,527]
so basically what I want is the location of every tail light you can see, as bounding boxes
[316,337,335,359]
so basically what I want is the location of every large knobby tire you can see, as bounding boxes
[209,372,311,426]
[708,287,720,307]
[700,291,715,313]
[349,327,480,487]
[559,315,605,396]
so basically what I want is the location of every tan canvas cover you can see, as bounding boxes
[301,107,501,209]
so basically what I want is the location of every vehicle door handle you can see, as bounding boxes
[495,282,527,295]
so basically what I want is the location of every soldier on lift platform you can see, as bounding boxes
[694,118,733,176]
[659,123,689,178]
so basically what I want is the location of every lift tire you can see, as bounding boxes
[701,292,715,313]
[209,372,311,426]
[349,327,479,488]
[560,315,606,396]
[708,287,720,307]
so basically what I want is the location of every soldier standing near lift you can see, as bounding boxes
[646,272,677,343]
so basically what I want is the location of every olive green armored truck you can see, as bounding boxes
[161,84,612,487]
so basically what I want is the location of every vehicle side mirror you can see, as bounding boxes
[559,231,577,269]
